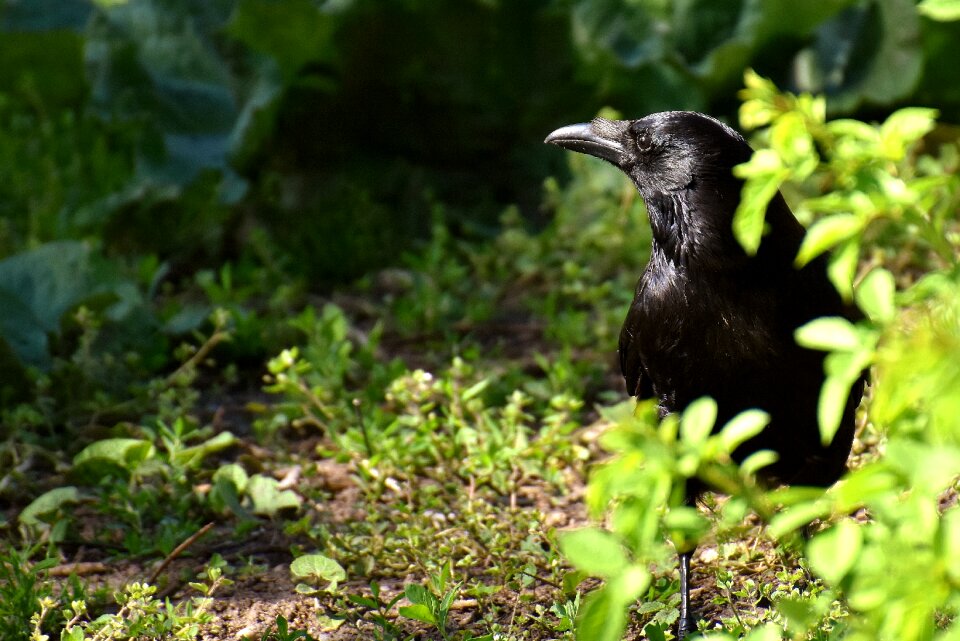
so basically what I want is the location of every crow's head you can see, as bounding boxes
[545,111,752,200]
[545,111,786,267]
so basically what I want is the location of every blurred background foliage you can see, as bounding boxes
[2,0,959,387]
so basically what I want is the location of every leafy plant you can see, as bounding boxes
[564,71,960,641]
[247,616,318,641]
[40,556,232,641]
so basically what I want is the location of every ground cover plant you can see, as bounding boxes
[2,1,960,640]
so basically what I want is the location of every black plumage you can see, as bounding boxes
[545,111,865,637]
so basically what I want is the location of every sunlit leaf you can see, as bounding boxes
[745,623,785,641]
[73,438,155,470]
[769,499,830,538]
[740,449,778,476]
[559,528,629,578]
[818,377,853,444]
[807,519,862,585]
[290,553,346,593]
[398,603,435,625]
[576,587,628,641]
[795,316,860,351]
[18,487,82,526]
[918,0,960,20]
[733,155,789,256]
[879,107,938,159]
[248,474,302,516]
[718,409,770,453]
[827,237,860,301]
[680,397,718,446]
[855,268,897,324]
[795,214,864,267]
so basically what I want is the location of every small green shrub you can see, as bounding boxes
[563,72,960,641]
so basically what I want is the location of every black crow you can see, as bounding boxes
[545,112,865,638]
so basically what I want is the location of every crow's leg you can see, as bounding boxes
[677,549,696,639]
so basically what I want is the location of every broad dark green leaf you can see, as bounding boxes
[228,0,336,81]
[85,0,240,187]
[798,0,922,114]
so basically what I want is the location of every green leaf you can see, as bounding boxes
[398,604,436,625]
[919,0,960,20]
[885,439,960,494]
[559,528,629,578]
[575,567,650,641]
[745,623,785,641]
[831,465,899,512]
[777,596,819,634]
[795,214,864,267]
[663,506,710,542]
[247,474,302,516]
[879,107,938,158]
[807,519,862,585]
[740,449,778,476]
[404,583,433,607]
[0,242,111,370]
[609,565,651,603]
[941,509,960,583]
[290,553,346,593]
[826,237,859,301]
[0,29,87,108]
[18,487,81,526]
[795,317,860,351]
[62,626,86,641]
[718,409,770,453]
[733,155,789,256]
[172,431,238,467]
[818,377,854,444]
[769,499,830,538]
[212,463,250,492]
[73,438,155,471]
[801,0,922,113]
[680,397,718,446]
[227,0,336,82]
[576,589,627,641]
[210,464,252,518]
[85,0,240,187]
[855,268,897,324]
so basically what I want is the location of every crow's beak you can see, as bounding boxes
[544,122,624,165]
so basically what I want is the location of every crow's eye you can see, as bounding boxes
[635,128,653,152]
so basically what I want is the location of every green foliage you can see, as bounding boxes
[35,557,232,641]
[568,73,960,641]
[249,616,318,641]
[0,548,63,641]
[0,242,144,372]
[736,70,960,297]
[564,399,773,641]
[399,563,463,640]
[569,0,855,111]
[260,303,586,493]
